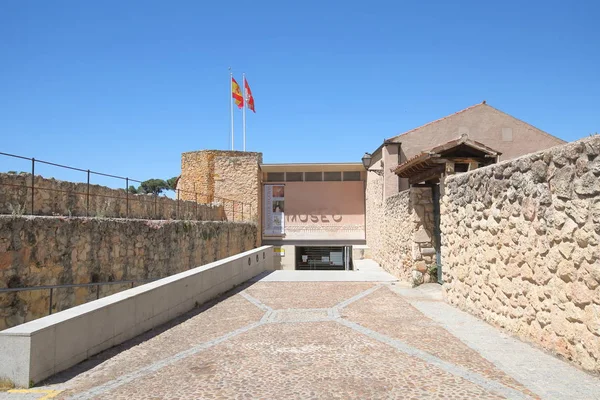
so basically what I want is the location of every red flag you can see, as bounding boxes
[232,78,244,109]
[244,79,255,113]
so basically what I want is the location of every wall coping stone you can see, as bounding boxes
[0,246,273,386]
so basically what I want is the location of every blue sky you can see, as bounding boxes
[1,0,599,187]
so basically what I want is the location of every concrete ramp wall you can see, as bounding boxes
[0,246,273,387]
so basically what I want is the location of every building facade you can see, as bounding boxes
[261,163,366,270]
[177,102,567,275]
[174,104,600,373]
[364,102,566,283]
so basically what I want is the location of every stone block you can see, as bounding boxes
[565,199,590,226]
[414,261,427,273]
[531,160,548,182]
[591,159,600,176]
[574,172,600,196]
[583,304,600,335]
[420,247,436,256]
[566,281,593,307]
[413,228,431,244]
[411,243,421,260]
[522,197,537,221]
[411,270,424,286]
[551,165,575,199]
[517,157,532,173]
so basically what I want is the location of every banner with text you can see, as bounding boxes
[263,184,285,235]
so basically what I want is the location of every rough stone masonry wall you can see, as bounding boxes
[0,216,257,330]
[408,188,437,284]
[365,170,384,262]
[441,135,600,373]
[213,154,261,223]
[179,151,262,224]
[366,171,436,284]
[378,188,436,284]
[0,173,224,221]
[379,190,413,282]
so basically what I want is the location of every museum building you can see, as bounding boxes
[177,102,565,273]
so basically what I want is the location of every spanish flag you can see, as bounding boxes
[232,77,244,109]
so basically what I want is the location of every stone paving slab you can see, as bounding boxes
[342,286,535,397]
[392,284,600,400]
[1,279,598,400]
[81,322,507,400]
[253,260,400,282]
[244,281,376,309]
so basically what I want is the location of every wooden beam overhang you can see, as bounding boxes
[408,165,445,184]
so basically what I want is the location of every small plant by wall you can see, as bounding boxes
[427,263,438,283]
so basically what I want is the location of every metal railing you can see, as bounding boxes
[0,279,157,318]
[0,151,254,222]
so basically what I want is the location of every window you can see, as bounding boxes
[454,163,469,173]
[266,172,284,182]
[324,172,342,181]
[286,172,303,181]
[343,171,361,181]
[305,172,323,181]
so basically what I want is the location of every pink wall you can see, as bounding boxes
[283,181,365,240]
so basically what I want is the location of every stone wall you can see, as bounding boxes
[365,170,384,261]
[214,153,262,223]
[179,151,262,227]
[0,216,258,330]
[441,135,600,373]
[408,188,437,284]
[379,190,412,282]
[0,173,224,221]
[366,171,436,284]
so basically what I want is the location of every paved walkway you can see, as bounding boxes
[2,267,599,399]
[252,259,401,282]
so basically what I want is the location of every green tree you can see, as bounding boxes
[139,179,169,195]
[128,185,138,194]
[166,176,178,191]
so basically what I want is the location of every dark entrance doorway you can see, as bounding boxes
[295,246,352,270]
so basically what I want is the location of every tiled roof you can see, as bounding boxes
[427,135,501,156]
[393,135,501,176]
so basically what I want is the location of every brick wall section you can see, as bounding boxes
[441,135,600,373]
[0,216,258,330]
[0,173,224,221]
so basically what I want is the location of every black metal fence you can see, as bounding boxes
[0,151,254,222]
[0,279,165,330]
[0,279,158,319]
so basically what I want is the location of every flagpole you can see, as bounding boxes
[229,67,234,150]
[242,73,246,152]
